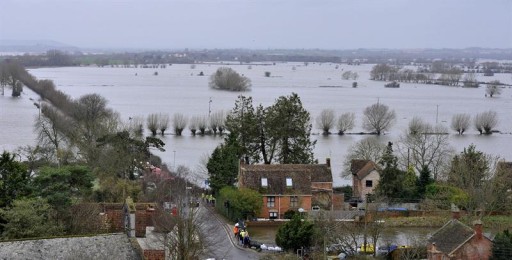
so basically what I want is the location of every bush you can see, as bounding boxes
[209,67,251,91]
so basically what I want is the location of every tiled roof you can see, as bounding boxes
[351,160,380,180]
[239,163,332,195]
[428,219,475,255]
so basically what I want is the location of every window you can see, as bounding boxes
[269,212,278,219]
[290,196,298,208]
[267,196,275,208]
[261,178,268,187]
[286,177,293,187]
[365,180,373,187]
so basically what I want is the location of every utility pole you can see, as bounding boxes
[436,105,439,124]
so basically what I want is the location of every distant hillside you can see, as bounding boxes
[0,40,80,53]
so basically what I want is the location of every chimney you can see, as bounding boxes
[326,158,331,167]
[452,209,460,220]
[473,220,483,240]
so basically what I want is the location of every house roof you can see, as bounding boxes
[428,219,476,255]
[351,160,380,180]
[239,163,332,195]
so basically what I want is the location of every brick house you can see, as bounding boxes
[427,211,492,260]
[351,160,380,201]
[237,159,335,219]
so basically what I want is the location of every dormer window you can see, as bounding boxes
[286,177,293,187]
[261,177,268,187]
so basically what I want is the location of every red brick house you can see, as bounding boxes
[427,211,492,260]
[351,160,380,201]
[237,159,334,219]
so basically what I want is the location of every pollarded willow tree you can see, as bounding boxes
[362,102,396,135]
[474,110,498,134]
[209,67,251,91]
[316,109,336,135]
[147,113,159,136]
[173,113,187,136]
[451,113,471,135]
[209,110,226,135]
[158,113,170,135]
[337,112,355,135]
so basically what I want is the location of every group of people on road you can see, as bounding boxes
[201,193,216,206]
[233,222,251,248]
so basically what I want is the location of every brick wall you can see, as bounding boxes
[135,211,147,237]
[105,209,125,232]
[260,195,312,219]
[143,249,165,260]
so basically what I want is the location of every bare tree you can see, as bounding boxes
[362,102,396,135]
[463,72,479,88]
[474,110,498,134]
[316,109,336,135]
[397,124,454,180]
[342,136,385,177]
[34,105,67,165]
[209,110,226,135]
[337,112,355,135]
[0,60,24,97]
[342,71,359,80]
[158,113,170,135]
[197,116,208,135]
[451,113,471,135]
[70,94,119,165]
[128,115,145,138]
[486,80,502,97]
[147,113,159,136]
[173,113,188,136]
[209,67,251,91]
[407,116,429,135]
[189,116,199,136]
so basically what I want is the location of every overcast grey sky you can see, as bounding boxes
[1,0,511,50]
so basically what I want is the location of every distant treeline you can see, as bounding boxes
[2,48,512,68]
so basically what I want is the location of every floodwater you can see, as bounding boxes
[1,62,512,186]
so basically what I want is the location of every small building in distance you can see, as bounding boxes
[351,160,380,202]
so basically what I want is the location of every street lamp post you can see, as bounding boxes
[208,97,212,117]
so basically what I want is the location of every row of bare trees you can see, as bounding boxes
[316,103,396,135]
[145,111,227,136]
[451,111,499,135]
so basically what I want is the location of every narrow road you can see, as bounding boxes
[199,203,261,260]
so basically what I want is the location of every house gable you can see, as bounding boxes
[428,219,476,255]
[351,160,380,199]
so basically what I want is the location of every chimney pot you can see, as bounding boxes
[326,158,331,167]
[473,220,483,240]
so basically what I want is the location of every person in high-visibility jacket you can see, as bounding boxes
[233,223,239,238]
